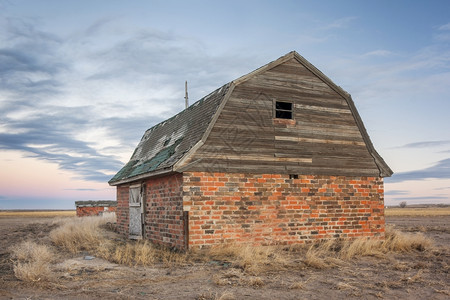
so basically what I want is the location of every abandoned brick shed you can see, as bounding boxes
[109,51,393,250]
[75,200,117,217]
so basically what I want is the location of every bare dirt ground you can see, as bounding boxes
[1,213,449,300]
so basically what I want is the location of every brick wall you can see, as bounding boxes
[183,172,384,248]
[76,206,116,217]
[143,173,185,249]
[116,186,130,236]
[116,173,185,250]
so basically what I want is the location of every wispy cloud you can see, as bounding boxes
[0,16,260,183]
[361,50,394,58]
[438,23,450,30]
[322,17,358,30]
[386,158,450,183]
[436,22,450,41]
[433,186,450,191]
[385,190,409,196]
[389,196,448,201]
[397,140,450,148]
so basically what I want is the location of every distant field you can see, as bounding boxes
[0,210,76,218]
[385,206,450,216]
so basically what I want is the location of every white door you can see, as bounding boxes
[129,185,143,239]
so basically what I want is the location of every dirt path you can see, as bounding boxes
[1,215,449,300]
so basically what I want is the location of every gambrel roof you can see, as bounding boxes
[109,51,392,186]
[109,83,230,185]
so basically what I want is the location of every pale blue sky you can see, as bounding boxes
[1,0,449,209]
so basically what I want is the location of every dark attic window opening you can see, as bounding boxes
[163,138,171,146]
[289,174,299,179]
[275,101,293,119]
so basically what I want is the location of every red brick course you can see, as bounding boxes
[183,172,384,248]
[76,206,116,217]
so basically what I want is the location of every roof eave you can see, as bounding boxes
[108,167,175,186]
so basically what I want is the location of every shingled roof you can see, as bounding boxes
[108,83,231,185]
[109,51,392,186]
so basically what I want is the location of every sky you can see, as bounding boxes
[1,0,449,209]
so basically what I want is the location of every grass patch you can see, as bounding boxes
[49,215,114,253]
[10,241,54,282]
[382,225,432,252]
[109,240,157,266]
[205,243,287,275]
[197,291,235,300]
[49,215,186,267]
[46,216,434,274]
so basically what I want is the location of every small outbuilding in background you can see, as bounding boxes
[75,200,117,217]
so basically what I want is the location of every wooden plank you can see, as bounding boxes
[231,86,348,109]
[273,143,372,158]
[275,135,366,146]
[275,127,363,139]
[294,103,351,114]
[295,112,357,126]
[247,79,336,97]
[269,62,317,77]
[197,153,312,163]
[241,80,339,98]
[198,143,372,160]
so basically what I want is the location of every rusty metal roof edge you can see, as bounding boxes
[108,167,175,186]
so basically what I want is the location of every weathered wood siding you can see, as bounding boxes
[189,58,380,176]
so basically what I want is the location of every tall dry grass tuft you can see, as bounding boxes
[296,227,433,269]
[10,241,54,282]
[49,215,114,253]
[110,240,158,266]
[111,241,187,267]
[382,225,432,252]
[338,237,384,260]
[303,239,340,269]
[206,243,286,275]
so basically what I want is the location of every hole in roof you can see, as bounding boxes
[163,138,171,146]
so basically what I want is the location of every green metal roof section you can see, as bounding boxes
[108,83,230,185]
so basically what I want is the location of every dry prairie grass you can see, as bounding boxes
[49,215,115,253]
[10,241,54,282]
[3,214,447,299]
[205,243,287,275]
[279,225,434,270]
[108,240,157,266]
[0,210,76,218]
[385,207,450,216]
[382,225,432,252]
[49,215,187,267]
[197,290,235,300]
[47,216,433,273]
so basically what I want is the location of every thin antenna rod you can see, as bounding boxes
[184,81,189,109]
